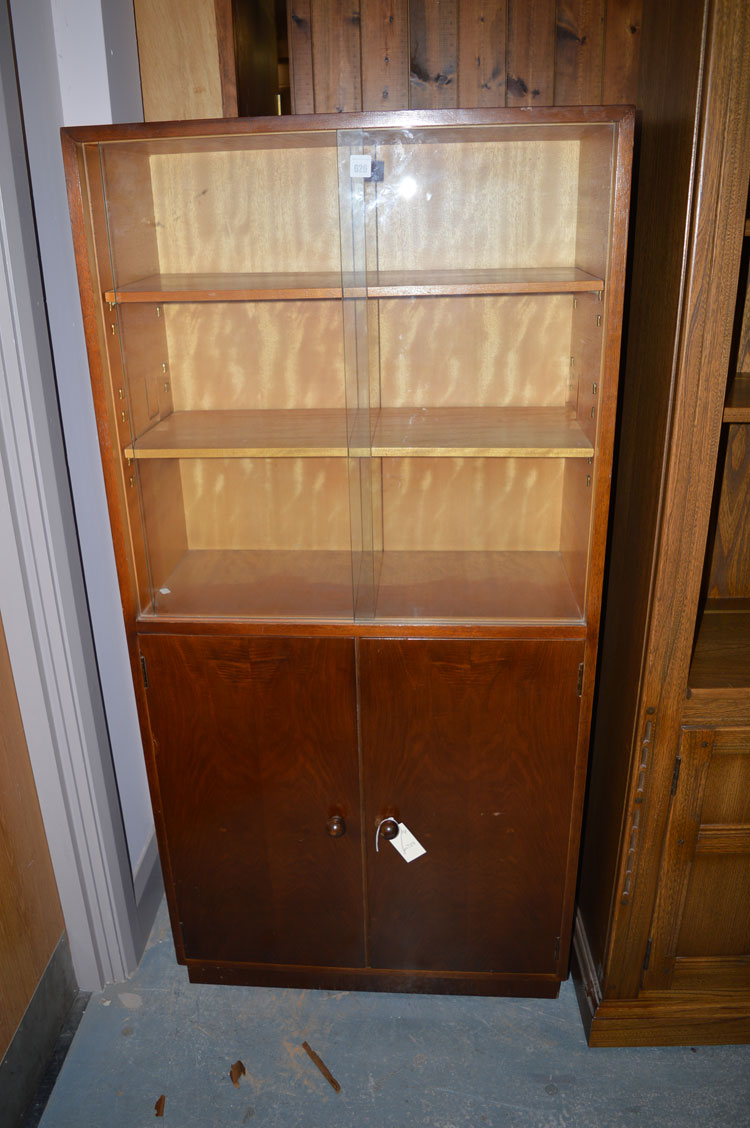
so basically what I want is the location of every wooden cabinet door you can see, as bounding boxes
[358,638,584,974]
[139,634,364,968]
[643,727,750,993]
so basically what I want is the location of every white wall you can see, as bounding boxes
[10,0,153,875]
[1,0,161,988]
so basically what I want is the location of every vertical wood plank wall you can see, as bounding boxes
[287,0,641,112]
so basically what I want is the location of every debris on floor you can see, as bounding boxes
[302,1040,341,1093]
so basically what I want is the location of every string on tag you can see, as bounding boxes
[375,816,398,853]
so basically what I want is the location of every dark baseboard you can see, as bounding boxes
[0,933,78,1128]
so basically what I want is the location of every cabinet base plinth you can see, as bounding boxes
[185,960,561,998]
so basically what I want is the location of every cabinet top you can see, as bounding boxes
[61,105,634,147]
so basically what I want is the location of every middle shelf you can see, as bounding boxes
[124,406,595,460]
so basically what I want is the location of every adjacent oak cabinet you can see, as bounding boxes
[573,0,750,1044]
[62,107,633,996]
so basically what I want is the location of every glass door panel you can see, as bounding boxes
[339,122,615,624]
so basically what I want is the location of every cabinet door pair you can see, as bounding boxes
[140,633,583,976]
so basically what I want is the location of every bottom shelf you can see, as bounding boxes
[144,549,583,622]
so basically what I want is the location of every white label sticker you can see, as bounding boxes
[350,154,372,178]
[388,821,426,863]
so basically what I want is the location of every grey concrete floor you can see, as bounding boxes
[37,901,750,1128]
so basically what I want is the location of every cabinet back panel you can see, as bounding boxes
[381,457,564,551]
[177,457,352,550]
[707,423,750,598]
[575,128,616,281]
[100,145,341,280]
[159,302,346,412]
[676,855,750,958]
[377,295,573,407]
[702,740,750,824]
[369,140,580,272]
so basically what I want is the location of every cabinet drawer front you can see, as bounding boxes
[140,634,364,968]
[359,638,584,974]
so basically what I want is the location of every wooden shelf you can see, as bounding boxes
[125,407,594,460]
[689,606,750,690]
[144,548,582,622]
[104,267,604,304]
[723,373,750,421]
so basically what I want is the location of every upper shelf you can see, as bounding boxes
[104,267,604,304]
[124,406,595,460]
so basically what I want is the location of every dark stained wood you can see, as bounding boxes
[602,0,642,104]
[689,610,750,689]
[409,0,458,108]
[215,0,240,116]
[359,638,584,975]
[457,0,507,108]
[505,0,556,106]
[139,634,364,967]
[361,0,409,110]
[186,959,561,996]
[555,0,605,106]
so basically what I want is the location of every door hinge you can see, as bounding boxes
[643,937,653,971]
[670,755,682,796]
[140,653,149,689]
[577,662,584,696]
[554,935,561,962]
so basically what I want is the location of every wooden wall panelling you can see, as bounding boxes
[555,0,606,106]
[361,0,410,110]
[311,0,364,112]
[287,1,642,112]
[501,0,557,106]
[602,0,642,105]
[409,0,459,108]
[0,613,64,1057]
[457,0,507,107]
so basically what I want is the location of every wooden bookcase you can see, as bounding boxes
[63,107,632,996]
[573,0,750,1045]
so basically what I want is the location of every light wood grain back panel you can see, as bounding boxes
[575,125,616,281]
[118,304,174,438]
[377,294,573,407]
[148,147,341,274]
[160,301,346,411]
[368,138,580,271]
[98,148,161,285]
[178,457,352,550]
[137,460,189,592]
[381,456,565,550]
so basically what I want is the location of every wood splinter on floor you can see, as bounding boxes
[230,1060,246,1087]
[302,1040,341,1093]
[154,1094,165,1117]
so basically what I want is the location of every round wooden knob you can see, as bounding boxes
[379,818,399,840]
[326,815,346,838]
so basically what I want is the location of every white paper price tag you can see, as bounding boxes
[350,154,372,178]
[388,821,426,863]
